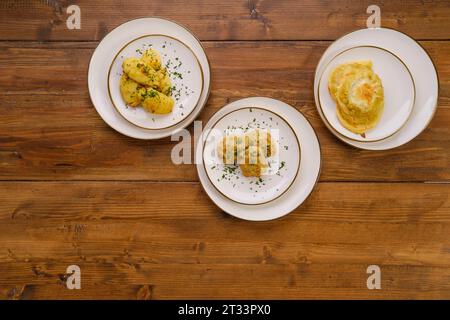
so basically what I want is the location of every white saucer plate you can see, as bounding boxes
[89,17,211,139]
[318,46,415,142]
[314,28,438,150]
[196,97,321,221]
[202,107,301,205]
[108,34,203,130]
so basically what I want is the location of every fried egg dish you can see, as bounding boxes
[217,129,275,177]
[328,61,384,134]
[119,48,174,115]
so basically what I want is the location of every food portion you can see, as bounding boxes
[119,74,142,107]
[217,129,275,178]
[328,61,384,134]
[119,48,174,115]
[140,88,175,114]
[122,57,161,88]
[140,48,162,70]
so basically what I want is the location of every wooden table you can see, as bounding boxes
[0,0,449,300]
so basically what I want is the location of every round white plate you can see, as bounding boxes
[88,17,211,139]
[202,107,301,205]
[318,46,415,142]
[108,35,203,130]
[314,28,438,150]
[196,97,321,221]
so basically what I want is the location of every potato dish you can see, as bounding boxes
[120,48,174,114]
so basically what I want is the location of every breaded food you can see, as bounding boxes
[240,163,263,177]
[328,61,384,134]
[217,135,238,165]
[217,129,274,177]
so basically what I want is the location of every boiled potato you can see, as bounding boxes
[158,68,172,96]
[141,49,162,71]
[120,48,174,116]
[122,57,161,88]
[141,88,174,114]
[119,74,143,107]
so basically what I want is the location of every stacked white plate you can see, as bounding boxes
[314,28,439,150]
[196,97,321,221]
[88,17,211,139]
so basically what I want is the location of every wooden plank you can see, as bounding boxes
[1,181,449,221]
[1,263,449,299]
[0,181,449,299]
[0,41,448,182]
[0,0,449,41]
[1,40,449,98]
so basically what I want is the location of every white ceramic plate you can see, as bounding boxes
[314,28,438,150]
[108,35,203,130]
[202,107,301,205]
[318,46,415,142]
[196,97,321,221]
[88,17,210,139]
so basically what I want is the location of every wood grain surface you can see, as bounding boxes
[0,0,449,299]
[1,0,449,41]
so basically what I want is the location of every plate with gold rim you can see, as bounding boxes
[314,28,438,150]
[202,106,301,205]
[318,45,415,142]
[196,97,321,221]
[88,17,211,139]
[108,34,203,130]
